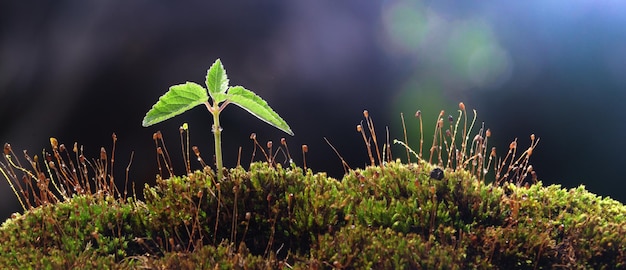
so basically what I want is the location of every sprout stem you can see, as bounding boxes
[209,102,224,180]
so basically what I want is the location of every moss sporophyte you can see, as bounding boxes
[0,59,625,268]
[142,59,293,180]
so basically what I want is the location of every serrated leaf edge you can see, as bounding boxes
[226,86,293,136]
[142,82,208,127]
[206,59,229,101]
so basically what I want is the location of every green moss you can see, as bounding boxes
[1,160,624,269]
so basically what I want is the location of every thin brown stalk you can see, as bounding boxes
[324,137,351,174]
[400,112,411,162]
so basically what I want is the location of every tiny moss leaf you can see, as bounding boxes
[206,58,229,102]
[142,82,208,127]
[226,86,293,136]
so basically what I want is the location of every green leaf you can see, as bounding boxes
[206,58,229,102]
[142,82,209,127]
[226,86,294,136]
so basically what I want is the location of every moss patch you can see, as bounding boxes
[1,161,624,269]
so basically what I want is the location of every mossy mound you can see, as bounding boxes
[1,161,625,269]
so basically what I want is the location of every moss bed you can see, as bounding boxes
[1,160,624,269]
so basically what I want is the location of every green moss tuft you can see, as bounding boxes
[1,161,624,268]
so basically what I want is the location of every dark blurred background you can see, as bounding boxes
[1,1,625,219]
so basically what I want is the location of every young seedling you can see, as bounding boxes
[142,59,293,180]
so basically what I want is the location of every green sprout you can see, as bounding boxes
[142,59,293,180]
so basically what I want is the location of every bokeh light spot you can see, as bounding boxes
[467,44,512,88]
[447,19,512,90]
[382,0,429,52]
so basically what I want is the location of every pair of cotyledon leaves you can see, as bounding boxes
[142,59,293,136]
